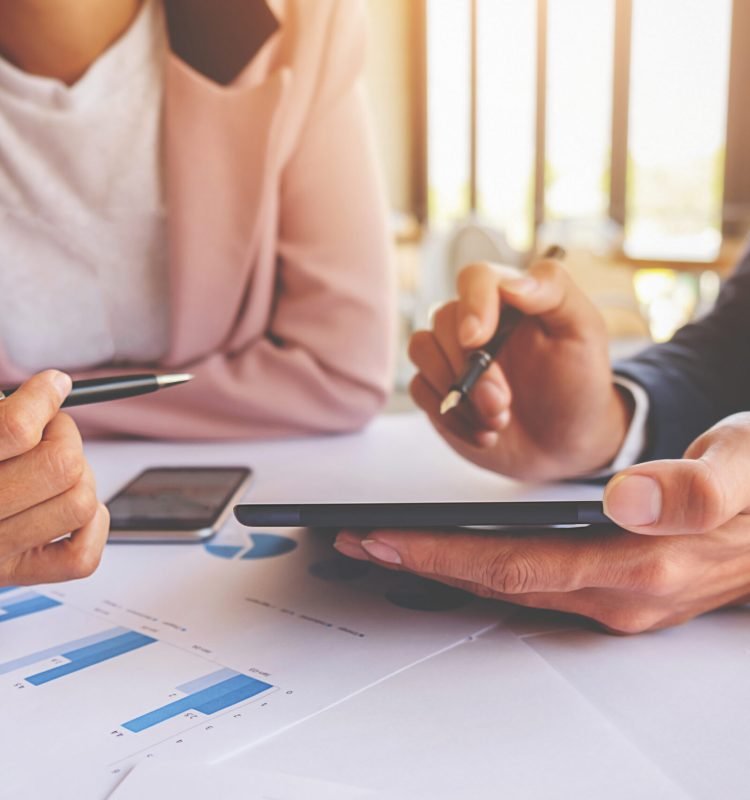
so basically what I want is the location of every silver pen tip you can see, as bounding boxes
[440,390,462,415]
[156,373,194,388]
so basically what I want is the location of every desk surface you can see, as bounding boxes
[6,414,748,798]
[86,412,601,506]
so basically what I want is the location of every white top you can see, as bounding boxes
[588,376,650,476]
[0,0,169,372]
[608,376,650,469]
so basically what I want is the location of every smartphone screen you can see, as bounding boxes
[107,467,252,540]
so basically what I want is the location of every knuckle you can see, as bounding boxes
[404,535,458,577]
[407,331,431,364]
[411,544,442,576]
[431,301,457,330]
[2,406,40,453]
[70,543,103,580]
[481,550,536,594]
[457,262,491,289]
[599,608,662,635]
[66,482,99,529]
[646,552,686,597]
[686,413,750,459]
[44,442,85,491]
[629,553,683,597]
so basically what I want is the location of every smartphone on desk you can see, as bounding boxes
[107,466,253,543]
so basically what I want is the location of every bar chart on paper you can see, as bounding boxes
[0,522,498,800]
[0,585,279,799]
[0,586,61,622]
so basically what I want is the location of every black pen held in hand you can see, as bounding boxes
[440,245,566,415]
[0,373,193,408]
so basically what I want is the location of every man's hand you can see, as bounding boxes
[334,414,750,634]
[409,258,633,479]
[0,371,109,586]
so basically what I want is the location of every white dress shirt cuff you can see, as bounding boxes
[585,376,650,478]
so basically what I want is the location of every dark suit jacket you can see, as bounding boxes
[615,241,750,461]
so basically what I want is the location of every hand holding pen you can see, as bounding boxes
[0,370,193,588]
[408,246,633,480]
[440,246,566,416]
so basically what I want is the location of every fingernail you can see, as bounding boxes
[459,314,482,346]
[51,371,72,401]
[604,475,662,527]
[361,539,402,565]
[498,409,511,429]
[502,276,538,295]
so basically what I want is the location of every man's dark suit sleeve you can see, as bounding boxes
[614,244,750,461]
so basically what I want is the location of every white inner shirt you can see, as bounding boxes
[0,0,169,372]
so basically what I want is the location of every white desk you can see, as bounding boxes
[4,415,747,798]
[86,413,601,506]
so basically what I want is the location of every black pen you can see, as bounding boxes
[440,245,566,415]
[0,373,193,408]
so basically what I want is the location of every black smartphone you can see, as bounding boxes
[107,467,253,543]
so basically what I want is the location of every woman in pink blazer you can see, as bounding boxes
[0,0,394,585]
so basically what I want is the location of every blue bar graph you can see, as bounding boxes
[176,667,238,695]
[0,627,130,676]
[1,590,40,607]
[123,671,273,733]
[0,593,61,623]
[25,630,156,686]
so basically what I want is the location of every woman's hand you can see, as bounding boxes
[409,257,633,480]
[334,414,750,634]
[0,371,109,586]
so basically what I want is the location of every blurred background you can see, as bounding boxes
[362,0,750,391]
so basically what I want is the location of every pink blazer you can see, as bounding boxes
[0,0,395,439]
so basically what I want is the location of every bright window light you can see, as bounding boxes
[545,0,615,222]
[625,0,732,261]
[427,0,471,226]
[476,0,537,251]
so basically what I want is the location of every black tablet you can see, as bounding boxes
[234,501,610,529]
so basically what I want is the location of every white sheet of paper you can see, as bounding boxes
[231,628,685,799]
[107,761,376,800]
[522,606,750,799]
[0,501,502,798]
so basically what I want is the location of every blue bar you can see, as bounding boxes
[25,631,156,685]
[177,667,238,695]
[61,629,147,663]
[0,627,128,676]
[0,586,19,595]
[194,681,270,715]
[123,674,272,733]
[0,595,61,623]
[0,590,40,610]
